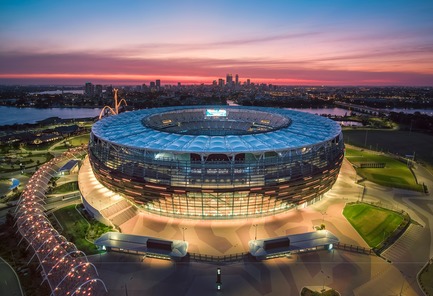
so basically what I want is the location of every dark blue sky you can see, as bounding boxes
[1,0,433,85]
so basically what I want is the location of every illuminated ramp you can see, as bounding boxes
[249,230,339,260]
[94,232,188,260]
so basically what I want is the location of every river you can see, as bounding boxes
[0,106,101,125]
[0,105,432,126]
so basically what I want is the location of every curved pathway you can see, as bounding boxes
[0,257,23,296]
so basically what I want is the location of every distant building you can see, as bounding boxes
[105,85,113,97]
[247,79,251,86]
[84,82,94,97]
[212,80,217,86]
[156,79,161,89]
[33,133,61,145]
[235,74,239,85]
[218,78,225,87]
[150,81,156,89]
[226,74,233,85]
[95,85,103,97]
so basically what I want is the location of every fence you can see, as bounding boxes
[334,242,375,255]
[188,252,250,263]
[359,162,386,168]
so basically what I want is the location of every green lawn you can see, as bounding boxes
[301,287,340,296]
[49,181,78,194]
[53,205,112,255]
[68,134,90,146]
[419,262,433,296]
[343,203,404,248]
[345,147,423,191]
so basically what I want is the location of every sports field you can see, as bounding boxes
[69,133,90,146]
[343,129,433,169]
[343,203,404,248]
[345,147,423,191]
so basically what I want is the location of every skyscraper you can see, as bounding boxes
[218,78,225,87]
[84,82,94,97]
[235,74,239,85]
[156,79,161,89]
[226,74,233,85]
[95,85,103,98]
[105,85,113,97]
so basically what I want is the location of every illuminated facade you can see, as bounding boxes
[88,106,344,219]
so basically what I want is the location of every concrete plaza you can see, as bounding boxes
[86,158,432,295]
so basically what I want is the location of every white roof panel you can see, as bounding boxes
[92,106,341,153]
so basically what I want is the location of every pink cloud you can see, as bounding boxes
[1,51,432,86]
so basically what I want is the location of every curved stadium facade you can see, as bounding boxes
[88,106,344,219]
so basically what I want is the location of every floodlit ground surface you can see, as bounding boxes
[343,203,404,248]
[80,157,433,295]
[90,247,418,296]
[345,146,423,191]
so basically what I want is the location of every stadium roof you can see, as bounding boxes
[92,106,341,154]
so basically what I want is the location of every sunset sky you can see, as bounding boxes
[1,0,433,86]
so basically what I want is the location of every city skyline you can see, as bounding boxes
[1,0,433,86]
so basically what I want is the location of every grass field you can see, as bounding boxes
[301,287,340,296]
[49,181,78,194]
[345,147,423,191]
[53,205,112,255]
[419,263,433,296]
[343,203,404,248]
[68,133,90,146]
[343,129,433,170]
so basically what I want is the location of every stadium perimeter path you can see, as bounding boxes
[119,159,369,255]
[84,158,426,295]
[0,257,23,296]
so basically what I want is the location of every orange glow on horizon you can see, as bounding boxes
[0,73,332,85]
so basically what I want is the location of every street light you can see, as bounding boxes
[253,224,258,240]
[321,211,327,223]
[181,227,187,241]
[399,271,411,296]
[320,270,330,292]
[216,267,222,291]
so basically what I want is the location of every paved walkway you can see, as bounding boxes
[90,248,418,296]
[382,224,425,263]
[116,159,368,256]
[0,257,23,296]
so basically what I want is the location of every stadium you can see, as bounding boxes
[85,106,344,220]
